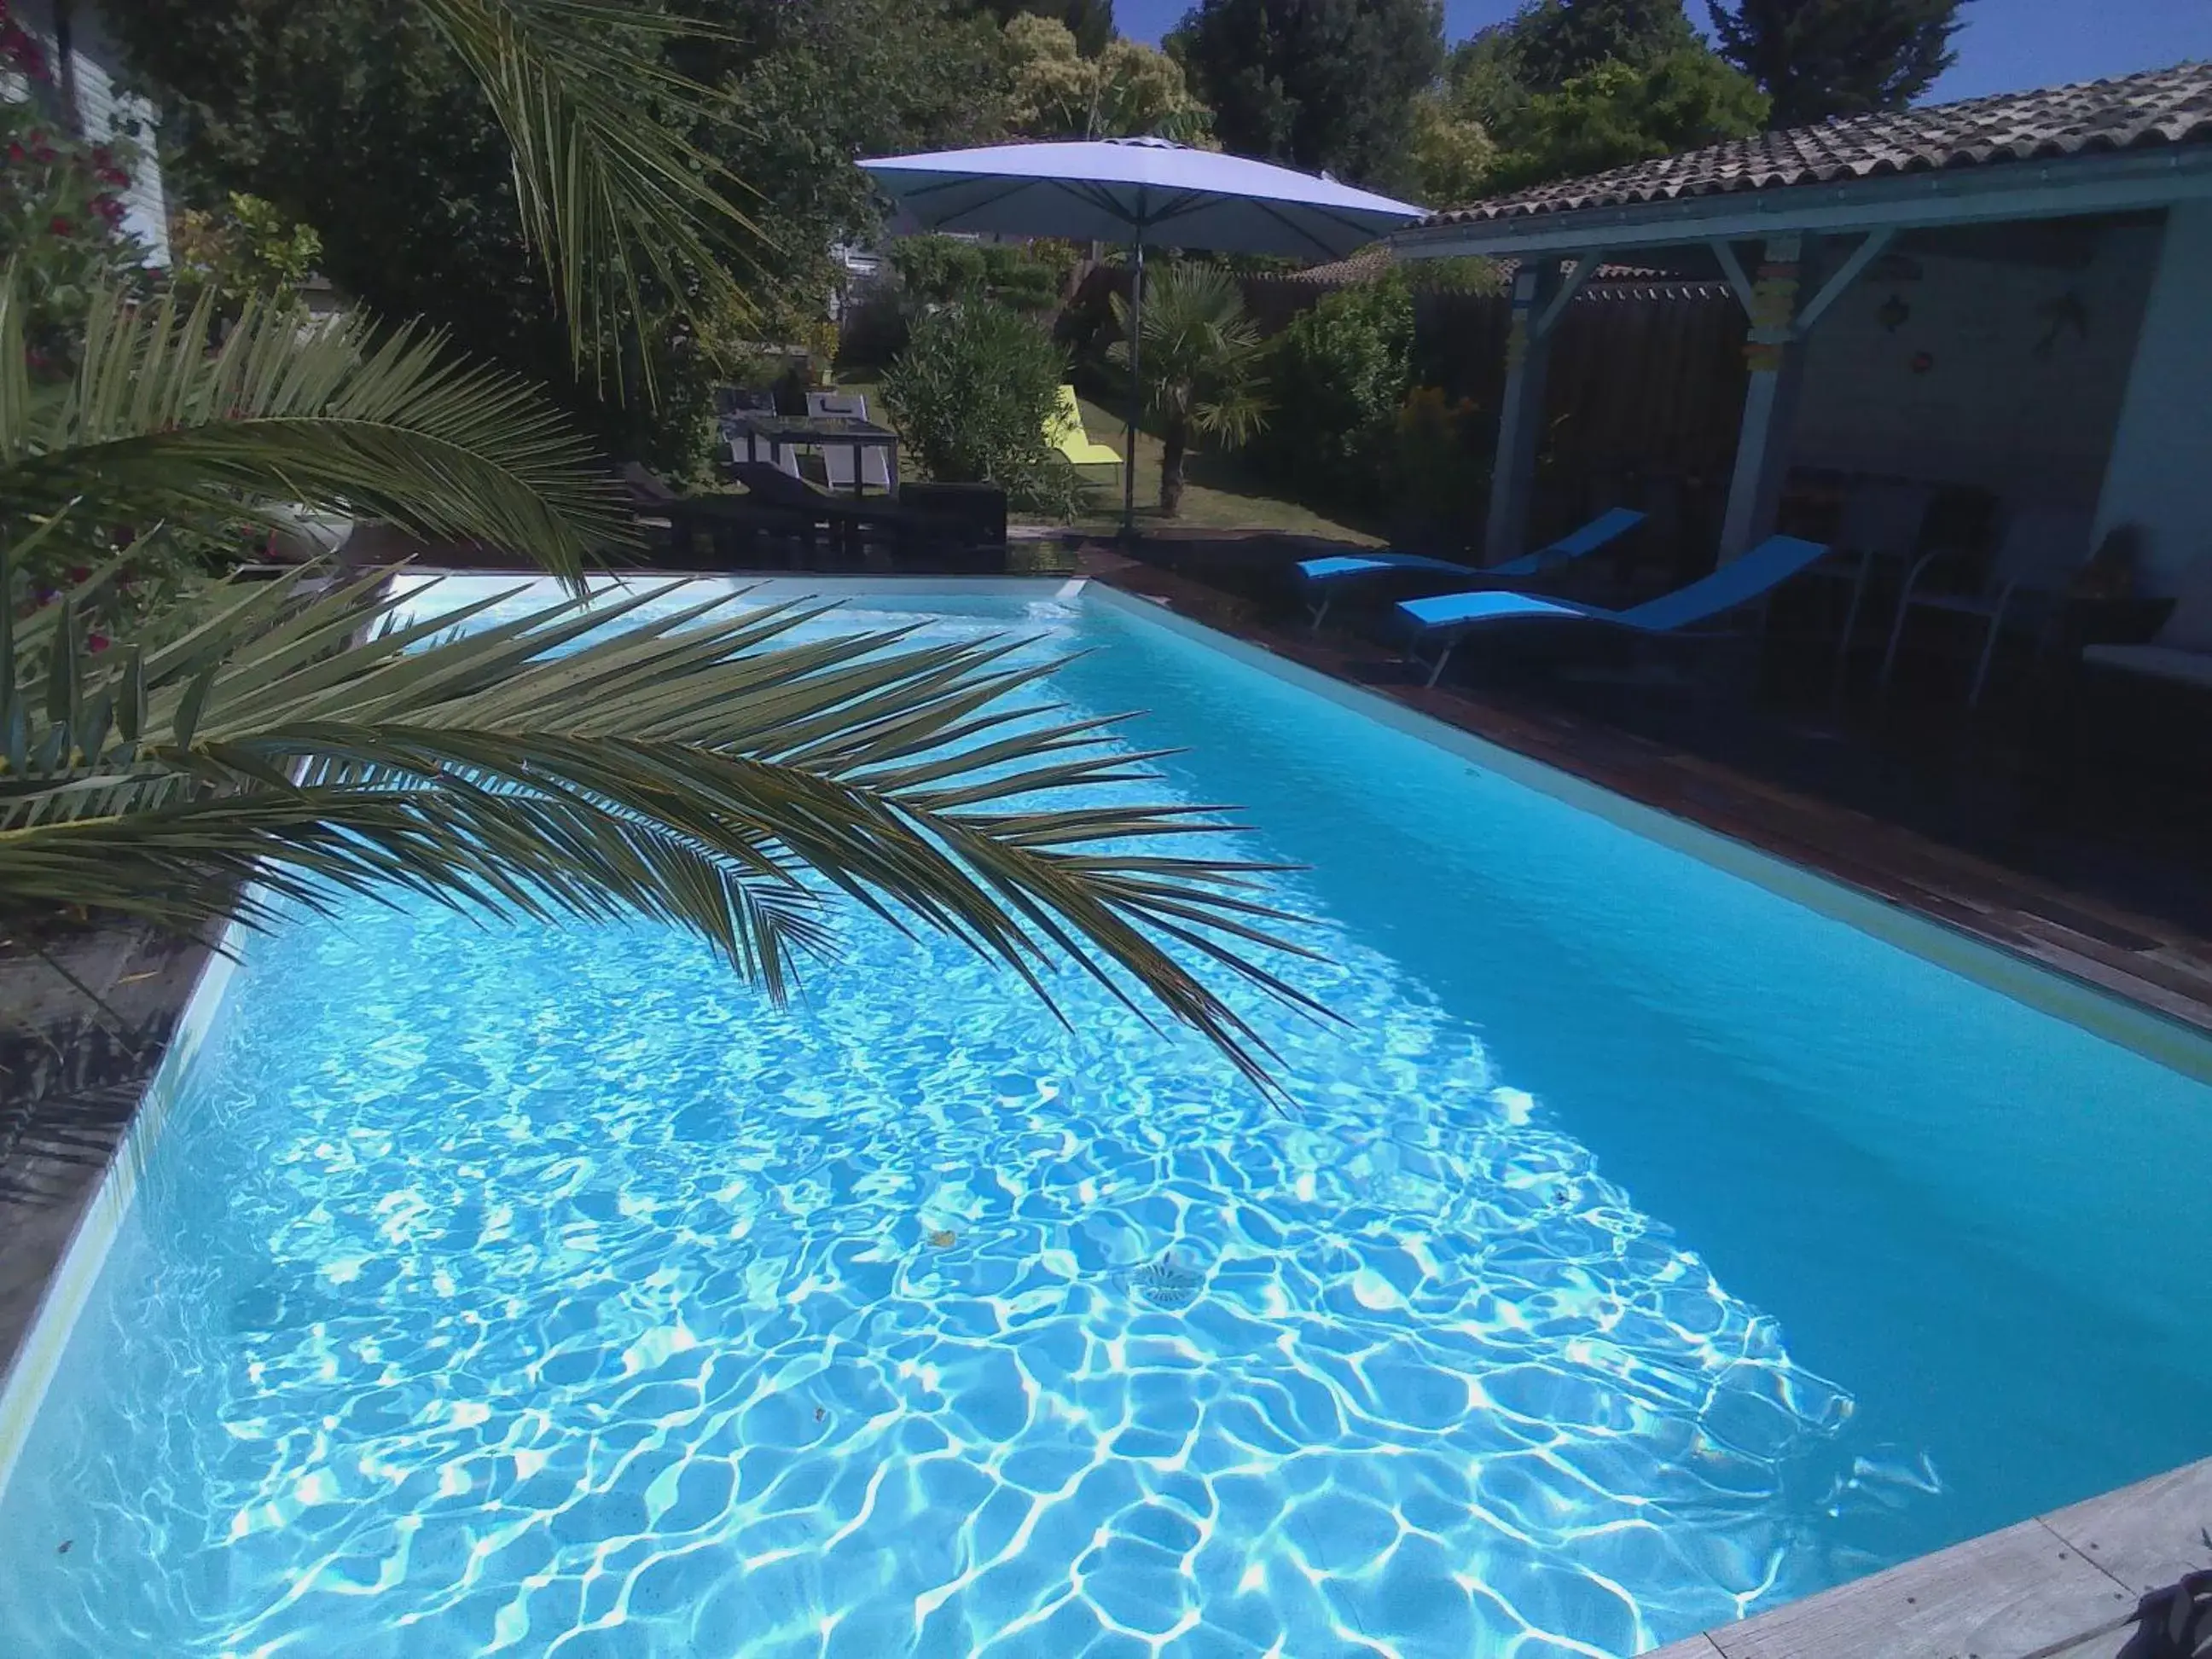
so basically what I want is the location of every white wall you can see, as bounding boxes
[3,0,167,265]
[1788,220,2162,512]
[2093,201,2212,604]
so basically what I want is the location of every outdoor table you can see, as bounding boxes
[723,412,900,500]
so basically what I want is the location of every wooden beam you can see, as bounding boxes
[1792,228,1895,336]
[1482,260,1564,566]
[1717,234,1815,562]
[1531,253,1599,340]
[1709,239,1756,316]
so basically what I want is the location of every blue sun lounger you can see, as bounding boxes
[1398,533,1832,687]
[1298,507,1646,630]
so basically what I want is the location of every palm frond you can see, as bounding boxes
[0,276,632,583]
[0,571,1323,1092]
[418,0,762,397]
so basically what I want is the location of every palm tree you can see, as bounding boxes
[0,282,1315,1089]
[1108,264,1269,517]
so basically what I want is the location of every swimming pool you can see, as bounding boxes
[2,577,2208,1657]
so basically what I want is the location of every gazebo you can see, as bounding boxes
[1388,62,2212,612]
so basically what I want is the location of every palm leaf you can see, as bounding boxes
[0,276,632,583]
[418,0,762,397]
[0,571,1324,1092]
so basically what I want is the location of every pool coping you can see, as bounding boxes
[1646,1455,2212,1659]
[0,932,244,1506]
[1,571,2204,1653]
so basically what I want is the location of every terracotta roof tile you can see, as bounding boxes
[1419,61,2212,228]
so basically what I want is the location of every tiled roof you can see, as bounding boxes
[1420,61,2212,228]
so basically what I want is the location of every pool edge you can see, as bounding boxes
[0,925,246,1503]
[1082,582,2212,1086]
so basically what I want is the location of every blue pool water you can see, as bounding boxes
[3,582,2209,1657]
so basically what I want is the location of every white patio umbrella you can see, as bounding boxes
[858,137,1425,534]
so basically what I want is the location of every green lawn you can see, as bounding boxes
[834,375,1383,545]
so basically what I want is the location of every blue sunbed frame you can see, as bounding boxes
[1297,508,1648,630]
[1396,533,1834,687]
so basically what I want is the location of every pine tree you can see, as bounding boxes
[1708,0,1968,126]
[1505,0,1698,93]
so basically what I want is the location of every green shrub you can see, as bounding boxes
[889,235,1063,314]
[881,300,1084,519]
[1253,275,1414,508]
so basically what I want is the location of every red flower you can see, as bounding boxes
[86,633,110,653]
[90,145,111,167]
[4,143,20,164]
[98,166,128,187]
[30,144,55,164]
[47,215,70,235]
[92,195,123,223]
[66,566,89,583]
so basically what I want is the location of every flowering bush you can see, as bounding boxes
[1,8,227,636]
[1,13,153,378]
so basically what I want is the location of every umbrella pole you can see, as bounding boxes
[1121,238,1142,540]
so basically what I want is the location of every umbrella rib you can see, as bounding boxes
[1245,197,1360,261]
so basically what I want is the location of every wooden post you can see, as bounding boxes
[1717,234,1816,562]
[1482,260,1565,567]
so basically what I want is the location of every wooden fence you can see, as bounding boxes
[1239,271,1751,560]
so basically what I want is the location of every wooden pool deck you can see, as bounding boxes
[1650,1456,2212,1659]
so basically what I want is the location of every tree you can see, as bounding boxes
[1405,88,1499,207]
[1708,0,1968,126]
[1166,0,1443,189]
[112,0,756,401]
[1106,264,1269,515]
[109,0,1007,463]
[1003,14,1211,141]
[963,0,1116,58]
[1487,48,1768,190]
[1501,0,1698,90]
[1434,0,1766,195]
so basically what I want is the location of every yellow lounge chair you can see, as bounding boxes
[1047,385,1123,477]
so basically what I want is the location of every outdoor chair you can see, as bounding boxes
[1298,508,1646,631]
[1047,385,1123,476]
[1878,503,2096,706]
[1812,478,1936,690]
[1398,533,1832,687]
[805,391,895,493]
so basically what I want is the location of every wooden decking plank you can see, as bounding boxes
[2038,1626,2138,1659]
[1704,1517,2132,1659]
[2041,1456,2212,1594]
[1644,1638,1727,1658]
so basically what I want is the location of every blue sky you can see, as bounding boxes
[1115,0,2212,103]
